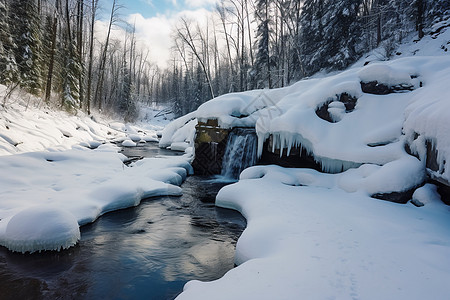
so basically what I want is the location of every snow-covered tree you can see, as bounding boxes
[300,0,363,74]
[60,43,82,110]
[0,0,18,85]
[426,0,450,27]
[299,0,326,75]
[9,0,43,95]
[253,0,273,89]
[323,0,363,70]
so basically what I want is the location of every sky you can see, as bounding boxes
[101,0,216,19]
[97,0,217,68]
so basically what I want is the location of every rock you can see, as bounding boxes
[361,81,391,95]
[315,93,358,123]
[192,119,230,175]
[371,188,417,204]
[259,135,322,171]
[360,81,415,95]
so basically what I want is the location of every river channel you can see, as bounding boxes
[0,143,246,299]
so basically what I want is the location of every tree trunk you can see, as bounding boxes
[45,14,58,103]
[77,0,84,109]
[86,0,98,114]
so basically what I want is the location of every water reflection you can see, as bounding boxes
[0,143,245,299]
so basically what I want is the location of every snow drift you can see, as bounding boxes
[161,54,450,186]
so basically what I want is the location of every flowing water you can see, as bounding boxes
[0,143,245,300]
[221,128,258,179]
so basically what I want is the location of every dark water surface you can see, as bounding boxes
[0,143,245,300]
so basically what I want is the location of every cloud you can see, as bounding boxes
[140,0,155,8]
[128,13,174,68]
[94,3,240,70]
[184,0,216,8]
[125,8,216,68]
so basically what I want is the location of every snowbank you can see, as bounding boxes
[0,83,188,253]
[177,165,450,299]
[170,27,450,299]
[0,206,80,253]
[0,87,171,156]
[0,147,192,253]
[161,54,450,182]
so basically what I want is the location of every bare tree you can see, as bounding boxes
[176,17,215,99]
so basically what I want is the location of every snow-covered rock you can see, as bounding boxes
[0,146,192,253]
[162,54,450,188]
[0,206,80,253]
[122,139,137,147]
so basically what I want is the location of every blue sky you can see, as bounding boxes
[97,0,217,68]
[100,0,215,19]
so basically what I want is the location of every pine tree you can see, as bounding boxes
[9,0,43,95]
[322,0,363,70]
[301,0,363,75]
[426,0,450,28]
[253,0,273,89]
[299,0,326,75]
[0,0,18,85]
[61,43,82,110]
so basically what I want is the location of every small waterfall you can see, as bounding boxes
[221,128,258,179]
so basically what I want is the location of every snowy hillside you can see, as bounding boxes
[0,89,194,253]
[161,24,450,300]
[161,24,450,188]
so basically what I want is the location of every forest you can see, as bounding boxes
[0,0,448,120]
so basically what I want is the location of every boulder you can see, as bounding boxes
[192,119,230,175]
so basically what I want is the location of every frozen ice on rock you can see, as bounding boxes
[411,183,442,207]
[128,134,142,142]
[358,63,412,86]
[1,206,80,253]
[170,142,191,152]
[122,139,137,147]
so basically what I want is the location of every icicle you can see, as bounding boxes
[286,133,293,157]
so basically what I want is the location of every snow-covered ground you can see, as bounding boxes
[162,25,450,187]
[178,166,450,299]
[163,24,450,299]
[0,18,449,300]
[0,90,192,253]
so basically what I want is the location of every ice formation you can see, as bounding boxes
[161,54,450,186]
[0,206,80,253]
[122,139,137,147]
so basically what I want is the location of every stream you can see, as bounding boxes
[0,143,246,299]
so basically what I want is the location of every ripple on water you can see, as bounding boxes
[0,143,246,299]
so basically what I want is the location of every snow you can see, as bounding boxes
[0,145,192,253]
[0,88,193,253]
[159,113,198,153]
[169,27,450,299]
[177,165,450,300]
[121,139,137,147]
[1,206,80,253]
[160,25,450,182]
[1,15,449,300]
[161,56,450,180]
[358,63,413,86]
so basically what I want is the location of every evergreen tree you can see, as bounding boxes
[253,0,273,89]
[322,0,363,70]
[9,0,43,95]
[301,0,363,74]
[118,60,132,114]
[299,0,326,75]
[426,0,450,28]
[61,43,82,110]
[0,0,18,85]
